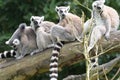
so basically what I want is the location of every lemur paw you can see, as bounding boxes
[30,52,36,56]
[104,33,110,41]
[16,55,24,59]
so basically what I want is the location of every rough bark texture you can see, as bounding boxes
[0,31,120,80]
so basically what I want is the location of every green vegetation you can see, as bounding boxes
[0,0,120,80]
[0,0,120,50]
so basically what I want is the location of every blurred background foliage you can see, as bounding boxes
[0,0,120,80]
[0,0,120,51]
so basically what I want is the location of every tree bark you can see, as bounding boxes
[0,31,120,80]
[63,56,120,80]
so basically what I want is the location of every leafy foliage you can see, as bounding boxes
[0,0,120,79]
[0,0,119,33]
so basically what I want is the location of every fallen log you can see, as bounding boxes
[0,30,120,80]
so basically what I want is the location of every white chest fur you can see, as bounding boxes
[93,11,104,26]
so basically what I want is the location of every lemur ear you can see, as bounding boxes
[101,0,105,3]
[67,6,70,12]
[19,23,26,31]
[55,6,59,12]
[96,0,105,3]
[30,16,34,21]
[41,16,44,21]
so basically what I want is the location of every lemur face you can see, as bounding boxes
[6,23,26,49]
[92,1,105,12]
[30,16,44,30]
[30,16,44,25]
[12,39,20,46]
[6,39,20,49]
[55,6,70,19]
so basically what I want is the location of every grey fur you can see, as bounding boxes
[50,6,83,80]
[5,23,38,59]
[51,6,83,42]
[30,16,55,55]
[87,0,119,52]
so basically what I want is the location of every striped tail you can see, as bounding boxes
[49,41,65,80]
[0,50,16,58]
[90,58,98,68]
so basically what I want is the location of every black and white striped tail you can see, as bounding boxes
[49,41,65,80]
[90,57,98,68]
[0,50,16,58]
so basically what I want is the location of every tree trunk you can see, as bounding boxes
[0,31,120,80]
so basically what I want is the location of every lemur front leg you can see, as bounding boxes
[104,15,111,40]
[30,49,43,56]
[87,25,106,52]
[16,46,28,59]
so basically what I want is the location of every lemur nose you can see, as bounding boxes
[62,14,65,17]
[97,6,101,10]
[94,5,97,7]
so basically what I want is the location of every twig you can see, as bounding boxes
[90,44,120,60]
[74,0,92,12]
[111,67,120,80]
[63,56,120,80]
[103,67,109,80]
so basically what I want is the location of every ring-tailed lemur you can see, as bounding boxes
[86,0,119,69]
[84,0,119,36]
[49,6,83,80]
[30,16,55,55]
[87,0,119,53]
[0,23,38,59]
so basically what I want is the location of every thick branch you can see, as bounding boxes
[63,56,120,80]
[0,31,120,80]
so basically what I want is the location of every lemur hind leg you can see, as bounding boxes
[87,25,106,53]
[51,25,75,42]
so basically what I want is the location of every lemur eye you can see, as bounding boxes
[34,20,38,25]
[60,10,63,13]
[65,10,67,13]
[94,5,97,7]
[97,6,101,10]
[39,21,41,24]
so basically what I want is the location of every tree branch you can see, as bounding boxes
[0,30,120,80]
[63,56,120,80]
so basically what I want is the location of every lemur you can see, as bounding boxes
[49,6,83,80]
[0,23,38,59]
[30,16,55,55]
[84,0,119,36]
[86,0,119,69]
[86,0,119,53]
